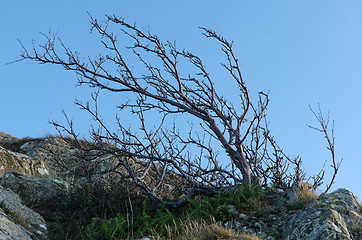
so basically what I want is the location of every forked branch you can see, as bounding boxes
[308,104,342,193]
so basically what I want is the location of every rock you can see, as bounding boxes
[285,188,362,239]
[0,185,48,240]
[1,172,69,220]
[0,135,85,183]
[238,213,248,220]
[286,207,351,239]
[0,209,34,240]
[1,134,185,199]
[0,145,49,178]
[6,137,124,186]
[318,188,362,240]
[12,137,81,181]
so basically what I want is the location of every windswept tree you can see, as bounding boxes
[19,15,337,207]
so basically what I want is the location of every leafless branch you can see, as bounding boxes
[308,104,342,193]
[18,14,338,207]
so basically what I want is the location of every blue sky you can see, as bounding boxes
[1,1,361,198]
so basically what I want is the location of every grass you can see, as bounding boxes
[0,201,11,215]
[290,184,319,209]
[51,183,269,240]
[163,218,261,240]
[74,214,262,240]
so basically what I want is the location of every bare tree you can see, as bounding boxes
[18,15,331,207]
[308,105,342,193]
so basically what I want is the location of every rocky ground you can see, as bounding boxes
[0,132,361,239]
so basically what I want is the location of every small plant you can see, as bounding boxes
[0,201,11,216]
[181,183,268,222]
[186,197,215,220]
[98,214,128,239]
[47,180,144,239]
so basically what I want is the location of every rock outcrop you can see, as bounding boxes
[0,145,48,178]
[0,185,48,240]
[218,188,362,239]
[0,133,80,181]
[286,188,362,240]
[0,133,124,186]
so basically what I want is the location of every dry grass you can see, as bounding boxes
[292,183,319,209]
[157,218,261,240]
[300,184,319,200]
[11,210,31,231]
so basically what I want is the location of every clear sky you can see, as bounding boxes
[1,1,361,199]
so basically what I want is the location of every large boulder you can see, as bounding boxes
[286,207,351,239]
[1,136,179,200]
[0,185,48,240]
[1,172,70,220]
[285,188,362,239]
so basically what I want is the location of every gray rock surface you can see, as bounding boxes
[286,188,362,240]
[286,207,351,239]
[1,172,69,220]
[0,185,48,240]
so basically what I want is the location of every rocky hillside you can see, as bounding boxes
[0,132,361,240]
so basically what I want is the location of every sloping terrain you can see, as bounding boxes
[0,132,361,239]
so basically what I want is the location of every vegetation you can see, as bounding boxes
[50,183,268,239]
[0,201,11,216]
[289,184,319,210]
